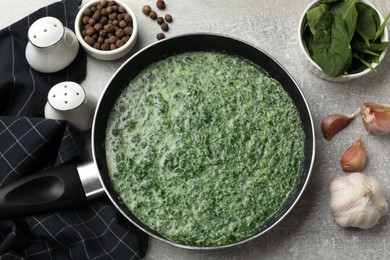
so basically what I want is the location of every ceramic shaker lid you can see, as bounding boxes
[45,81,96,131]
[28,17,65,48]
[47,81,85,111]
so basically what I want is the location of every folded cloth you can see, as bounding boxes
[0,1,149,259]
[0,116,83,185]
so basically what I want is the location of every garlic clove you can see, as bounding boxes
[321,109,359,140]
[340,135,366,172]
[361,102,390,135]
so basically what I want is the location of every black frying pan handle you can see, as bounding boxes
[0,164,89,219]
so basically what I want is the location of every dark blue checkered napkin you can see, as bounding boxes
[0,0,148,259]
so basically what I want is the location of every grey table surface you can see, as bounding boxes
[2,0,390,259]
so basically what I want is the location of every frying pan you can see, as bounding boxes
[0,34,315,249]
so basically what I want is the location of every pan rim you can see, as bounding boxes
[91,32,316,250]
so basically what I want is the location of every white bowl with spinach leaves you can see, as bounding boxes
[298,0,389,82]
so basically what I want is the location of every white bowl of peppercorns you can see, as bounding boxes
[75,0,138,60]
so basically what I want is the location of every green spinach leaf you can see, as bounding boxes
[367,4,381,29]
[356,3,377,45]
[303,25,315,57]
[306,4,330,35]
[350,36,364,55]
[363,49,380,57]
[363,42,389,52]
[312,14,352,77]
[373,12,390,42]
[352,52,377,72]
[332,0,357,41]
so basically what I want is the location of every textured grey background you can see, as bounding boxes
[2,0,390,259]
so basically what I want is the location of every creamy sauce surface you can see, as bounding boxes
[105,51,305,246]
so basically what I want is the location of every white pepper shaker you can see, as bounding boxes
[44,81,96,131]
[25,17,79,73]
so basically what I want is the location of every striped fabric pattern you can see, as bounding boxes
[0,116,83,186]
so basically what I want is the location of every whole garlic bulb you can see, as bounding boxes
[330,172,388,229]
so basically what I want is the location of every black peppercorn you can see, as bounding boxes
[85,26,95,36]
[149,11,157,20]
[119,20,127,28]
[100,0,108,7]
[99,29,108,37]
[116,39,124,48]
[93,42,101,49]
[124,26,133,35]
[142,5,151,15]
[82,16,90,24]
[101,42,110,50]
[92,10,101,21]
[109,12,118,20]
[103,23,115,33]
[84,8,93,16]
[118,6,126,13]
[97,36,105,44]
[110,43,117,50]
[94,23,103,32]
[115,28,125,38]
[101,8,108,16]
[84,35,95,46]
[161,22,169,32]
[124,14,132,22]
[108,35,117,44]
[156,17,164,25]
[100,16,108,25]
[88,18,96,26]
[165,14,173,23]
[122,36,130,43]
[156,32,165,40]
[106,6,113,14]
[156,0,166,10]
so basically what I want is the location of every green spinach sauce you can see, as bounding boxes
[105,51,305,246]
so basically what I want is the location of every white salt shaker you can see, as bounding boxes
[25,17,79,73]
[44,81,96,131]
